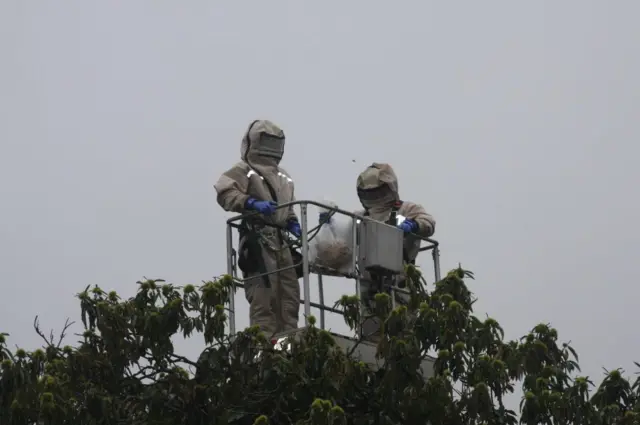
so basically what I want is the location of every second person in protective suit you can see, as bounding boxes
[354,162,436,342]
[214,120,301,337]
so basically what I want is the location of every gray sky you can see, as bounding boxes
[2,0,639,401]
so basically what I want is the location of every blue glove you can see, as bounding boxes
[319,212,331,225]
[246,198,277,216]
[398,219,418,233]
[286,220,301,237]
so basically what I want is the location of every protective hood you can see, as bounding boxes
[356,162,400,219]
[240,120,286,168]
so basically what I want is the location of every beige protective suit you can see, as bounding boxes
[354,163,436,341]
[214,120,300,336]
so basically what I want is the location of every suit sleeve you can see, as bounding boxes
[405,202,436,237]
[286,185,299,223]
[213,164,252,213]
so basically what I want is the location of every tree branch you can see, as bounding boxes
[33,315,76,349]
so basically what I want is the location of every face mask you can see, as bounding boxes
[255,134,285,160]
[357,185,396,207]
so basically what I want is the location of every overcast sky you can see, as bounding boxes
[2,0,639,404]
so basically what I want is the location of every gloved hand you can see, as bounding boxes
[286,220,301,237]
[398,219,418,234]
[246,198,277,216]
[319,212,331,225]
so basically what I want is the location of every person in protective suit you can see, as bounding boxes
[352,162,436,342]
[214,120,301,337]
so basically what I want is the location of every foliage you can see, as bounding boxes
[1,267,639,424]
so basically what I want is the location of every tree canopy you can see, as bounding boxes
[1,265,639,424]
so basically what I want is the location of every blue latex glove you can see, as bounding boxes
[319,212,331,225]
[287,220,301,237]
[398,219,418,233]
[246,198,277,216]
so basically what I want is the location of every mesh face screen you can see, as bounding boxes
[256,134,285,157]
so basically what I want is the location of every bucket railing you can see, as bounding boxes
[225,200,441,335]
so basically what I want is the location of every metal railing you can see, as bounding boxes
[225,200,441,335]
